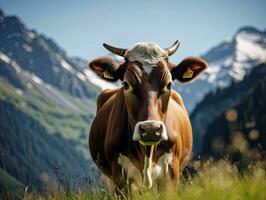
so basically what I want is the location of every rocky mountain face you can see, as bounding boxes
[175,26,266,112]
[0,9,100,195]
[0,9,100,99]
[201,63,266,164]
[191,62,266,156]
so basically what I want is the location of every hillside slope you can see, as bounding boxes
[201,64,266,162]
[0,9,100,194]
[191,63,266,155]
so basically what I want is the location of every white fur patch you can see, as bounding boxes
[143,151,173,188]
[125,42,168,74]
[118,150,173,190]
[151,152,173,179]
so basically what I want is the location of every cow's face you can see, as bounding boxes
[89,42,207,146]
[122,60,171,145]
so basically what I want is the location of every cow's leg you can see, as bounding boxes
[117,153,143,197]
[126,179,133,200]
[111,160,127,198]
[170,156,180,187]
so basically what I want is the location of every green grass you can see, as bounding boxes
[0,169,25,199]
[23,160,266,200]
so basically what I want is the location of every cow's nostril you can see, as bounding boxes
[139,125,146,136]
[155,124,163,137]
[156,124,163,133]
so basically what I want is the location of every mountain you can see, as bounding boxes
[200,63,266,164]
[0,9,100,195]
[0,10,100,99]
[175,26,266,112]
[203,26,266,82]
[191,62,266,156]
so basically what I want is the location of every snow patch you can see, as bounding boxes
[15,88,23,95]
[236,33,266,62]
[11,61,22,72]
[22,43,32,52]
[76,72,86,81]
[31,74,43,85]
[0,52,23,73]
[237,32,262,43]
[52,66,59,73]
[223,56,233,67]
[217,80,229,88]
[83,69,118,90]
[27,31,36,39]
[0,52,11,64]
[60,59,74,72]
[206,64,221,83]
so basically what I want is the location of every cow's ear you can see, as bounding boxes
[89,57,123,82]
[171,57,208,83]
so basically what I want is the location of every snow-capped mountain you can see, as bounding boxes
[203,26,266,85]
[175,26,266,112]
[188,26,266,155]
[0,9,100,99]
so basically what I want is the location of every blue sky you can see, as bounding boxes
[1,0,266,61]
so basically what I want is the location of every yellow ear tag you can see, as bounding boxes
[103,70,114,80]
[183,68,194,79]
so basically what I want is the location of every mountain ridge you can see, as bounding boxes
[174,25,266,112]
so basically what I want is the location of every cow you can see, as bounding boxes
[88,41,208,195]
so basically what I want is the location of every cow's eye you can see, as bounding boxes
[159,82,172,95]
[122,82,130,90]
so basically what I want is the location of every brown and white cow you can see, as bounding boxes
[88,41,207,193]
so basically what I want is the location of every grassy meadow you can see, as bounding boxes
[20,159,266,200]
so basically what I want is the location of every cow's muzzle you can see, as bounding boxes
[133,120,168,145]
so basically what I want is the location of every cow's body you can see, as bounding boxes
[90,87,192,185]
[88,41,207,193]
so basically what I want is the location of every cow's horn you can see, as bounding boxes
[103,43,127,57]
[165,40,180,56]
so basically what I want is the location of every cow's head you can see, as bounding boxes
[89,41,207,147]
